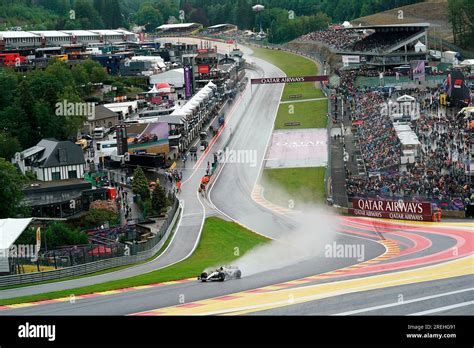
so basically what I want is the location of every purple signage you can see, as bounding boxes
[411,60,425,82]
[184,65,193,99]
[251,75,329,85]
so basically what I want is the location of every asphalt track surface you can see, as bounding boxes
[1,39,472,315]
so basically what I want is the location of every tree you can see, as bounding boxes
[71,64,89,87]
[234,0,254,29]
[93,0,105,15]
[43,222,88,248]
[0,158,25,218]
[134,2,164,32]
[132,166,149,199]
[0,131,22,160]
[91,66,108,83]
[83,208,119,228]
[73,0,104,29]
[151,185,169,214]
[102,0,123,28]
[0,69,18,110]
[448,0,474,49]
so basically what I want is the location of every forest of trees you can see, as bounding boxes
[0,57,132,158]
[448,0,474,50]
[0,0,124,30]
[178,0,422,26]
[0,0,422,33]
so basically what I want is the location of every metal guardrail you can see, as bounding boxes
[0,199,181,288]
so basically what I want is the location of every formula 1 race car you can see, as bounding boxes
[198,266,242,282]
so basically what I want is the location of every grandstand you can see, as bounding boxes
[156,23,203,36]
[206,24,238,34]
[337,23,430,70]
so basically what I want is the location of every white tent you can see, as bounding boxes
[147,85,159,94]
[342,21,352,28]
[460,59,474,67]
[397,95,416,102]
[0,218,33,273]
[393,124,412,133]
[414,41,426,53]
[398,132,421,146]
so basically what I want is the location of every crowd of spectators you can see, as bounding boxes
[299,27,421,53]
[354,92,401,172]
[351,30,417,52]
[341,69,471,209]
[299,28,362,51]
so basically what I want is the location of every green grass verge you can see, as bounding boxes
[0,217,269,306]
[275,100,328,130]
[262,167,326,206]
[251,47,325,100]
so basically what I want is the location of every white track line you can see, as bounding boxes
[408,300,474,315]
[334,287,474,315]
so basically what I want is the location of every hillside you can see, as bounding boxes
[351,0,453,43]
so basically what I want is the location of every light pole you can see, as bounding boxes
[252,4,265,35]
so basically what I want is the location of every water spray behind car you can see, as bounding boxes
[233,182,340,277]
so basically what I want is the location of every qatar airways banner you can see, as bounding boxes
[349,198,433,221]
[251,75,329,85]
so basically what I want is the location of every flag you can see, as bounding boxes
[36,227,41,250]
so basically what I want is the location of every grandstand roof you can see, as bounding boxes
[61,30,100,37]
[0,31,39,38]
[114,29,135,36]
[89,30,123,36]
[30,31,70,37]
[342,23,430,30]
[157,23,200,30]
[208,24,236,29]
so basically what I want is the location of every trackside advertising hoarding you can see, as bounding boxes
[349,198,433,221]
[251,75,329,85]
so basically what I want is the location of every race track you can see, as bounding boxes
[0,40,472,316]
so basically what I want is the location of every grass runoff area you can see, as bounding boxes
[252,47,328,205]
[275,100,328,130]
[251,47,325,101]
[262,168,326,206]
[0,217,269,306]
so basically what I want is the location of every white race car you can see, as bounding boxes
[198,266,242,282]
